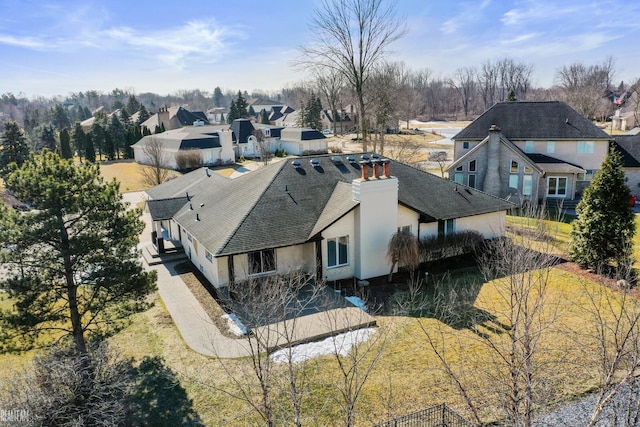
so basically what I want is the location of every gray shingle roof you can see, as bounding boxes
[146,155,514,257]
[613,135,640,168]
[147,197,189,220]
[454,101,612,141]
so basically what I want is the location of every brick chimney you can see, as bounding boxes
[158,107,170,131]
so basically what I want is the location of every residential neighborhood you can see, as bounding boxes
[4,0,640,426]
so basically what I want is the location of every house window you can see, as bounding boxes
[187,233,193,242]
[205,250,213,262]
[455,165,463,171]
[468,160,476,172]
[327,236,349,268]
[445,219,456,235]
[523,175,533,196]
[248,249,276,275]
[524,141,534,153]
[511,160,519,173]
[509,174,519,189]
[463,141,470,149]
[398,225,412,234]
[577,141,594,154]
[524,166,532,174]
[454,173,464,184]
[468,174,476,188]
[547,141,555,154]
[547,177,567,197]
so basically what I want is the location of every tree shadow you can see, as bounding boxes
[128,356,204,427]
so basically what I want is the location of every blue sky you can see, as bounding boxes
[1,0,639,98]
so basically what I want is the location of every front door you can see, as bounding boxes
[547,176,568,198]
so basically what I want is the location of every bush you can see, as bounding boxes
[175,150,203,170]
[329,145,343,153]
[419,230,485,262]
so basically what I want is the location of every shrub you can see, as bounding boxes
[329,145,343,153]
[419,230,485,262]
[175,150,203,170]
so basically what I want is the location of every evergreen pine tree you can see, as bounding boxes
[0,121,30,177]
[125,95,142,115]
[235,91,249,118]
[60,128,73,159]
[90,122,105,161]
[136,105,150,126]
[104,133,115,161]
[506,88,518,102]
[72,122,86,161]
[39,124,57,152]
[227,100,238,124]
[261,109,270,124]
[569,148,636,272]
[213,86,224,107]
[107,115,126,159]
[85,134,96,163]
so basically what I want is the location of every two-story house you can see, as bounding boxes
[447,101,612,205]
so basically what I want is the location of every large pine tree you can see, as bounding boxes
[60,128,73,159]
[0,121,30,177]
[569,148,636,272]
[0,151,156,354]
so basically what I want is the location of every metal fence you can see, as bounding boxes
[373,403,472,427]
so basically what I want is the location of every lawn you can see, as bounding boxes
[2,215,640,425]
[98,159,183,192]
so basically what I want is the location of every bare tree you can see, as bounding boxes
[298,0,406,151]
[556,57,616,119]
[449,67,477,119]
[205,272,327,426]
[413,208,561,426]
[252,129,271,166]
[315,68,346,135]
[366,61,402,154]
[386,228,419,282]
[139,138,171,187]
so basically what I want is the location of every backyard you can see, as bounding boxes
[2,158,640,425]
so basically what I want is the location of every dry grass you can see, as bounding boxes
[3,215,640,424]
[99,159,182,192]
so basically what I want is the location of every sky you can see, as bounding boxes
[1,0,640,98]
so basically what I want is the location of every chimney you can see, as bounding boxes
[352,161,399,280]
[359,160,370,180]
[372,159,381,178]
[382,159,390,177]
[484,124,502,197]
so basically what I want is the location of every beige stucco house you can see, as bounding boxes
[448,101,612,205]
[145,154,513,289]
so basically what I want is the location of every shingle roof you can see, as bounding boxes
[454,101,611,141]
[147,197,189,220]
[280,128,326,141]
[146,155,514,257]
[613,135,640,168]
[131,126,226,151]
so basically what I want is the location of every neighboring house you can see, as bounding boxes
[320,109,354,134]
[140,106,209,133]
[145,154,513,289]
[611,107,638,131]
[276,110,300,128]
[277,127,328,155]
[448,101,612,205]
[206,107,227,124]
[131,125,235,169]
[613,133,640,196]
[80,109,141,132]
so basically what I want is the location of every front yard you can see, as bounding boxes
[1,215,639,425]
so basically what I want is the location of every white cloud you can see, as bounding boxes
[0,35,45,49]
[441,18,458,34]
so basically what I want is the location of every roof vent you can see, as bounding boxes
[205,168,210,177]
[291,160,301,169]
[371,154,380,160]
[331,156,343,164]
[310,159,320,167]
[346,156,356,164]
[360,154,370,161]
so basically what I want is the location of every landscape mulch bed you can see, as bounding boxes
[173,262,240,339]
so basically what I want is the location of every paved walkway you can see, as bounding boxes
[128,190,376,358]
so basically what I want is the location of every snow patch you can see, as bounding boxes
[223,313,247,336]
[345,296,368,312]
[271,327,376,364]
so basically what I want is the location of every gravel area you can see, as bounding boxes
[534,383,640,426]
